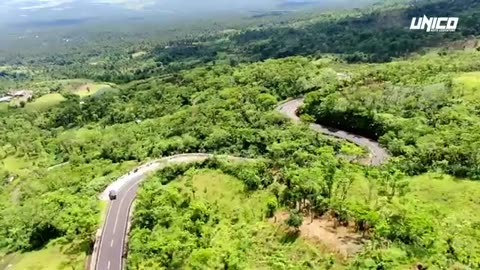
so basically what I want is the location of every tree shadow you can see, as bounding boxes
[280,230,300,244]
[28,223,64,251]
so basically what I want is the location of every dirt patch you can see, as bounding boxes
[76,84,93,93]
[273,211,365,258]
[448,37,480,50]
[10,186,21,204]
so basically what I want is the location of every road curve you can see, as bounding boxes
[275,98,389,166]
[93,154,251,270]
[92,99,389,270]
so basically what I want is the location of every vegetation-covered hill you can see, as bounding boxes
[129,169,336,269]
[0,0,479,269]
[301,51,480,179]
[1,0,478,87]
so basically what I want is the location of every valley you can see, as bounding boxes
[0,0,479,269]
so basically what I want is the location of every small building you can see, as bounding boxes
[8,90,33,99]
[0,96,12,103]
[5,90,34,103]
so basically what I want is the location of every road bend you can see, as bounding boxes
[276,98,389,165]
[93,99,389,270]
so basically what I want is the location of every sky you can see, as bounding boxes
[2,0,153,11]
[0,0,286,15]
[0,0,284,26]
[0,0,378,50]
[0,0,377,30]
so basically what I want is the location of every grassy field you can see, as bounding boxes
[453,72,480,103]
[25,93,65,111]
[1,156,31,176]
[399,174,480,267]
[130,170,340,269]
[75,83,113,97]
[351,171,480,216]
[405,173,480,221]
[22,82,114,111]
[185,170,343,268]
[454,72,480,89]
[348,171,480,266]
[175,170,276,221]
[33,79,115,97]
[0,243,85,270]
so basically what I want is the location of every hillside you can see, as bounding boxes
[0,0,479,269]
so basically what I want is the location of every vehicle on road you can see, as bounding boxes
[108,190,117,200]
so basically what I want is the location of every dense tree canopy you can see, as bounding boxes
[0,0,479,268]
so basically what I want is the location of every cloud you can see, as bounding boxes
[3,0,159,11]
[93,0,158,10]
[3,0,74,10]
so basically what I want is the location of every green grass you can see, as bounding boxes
[172,170,270,222]
[177,170,345,268]
[405,173,480,219]
[7,79,115,111]
[0,160,138,269]
[130,170,341,269]
[398,174,480,267]
[350,171,480,215]
[1,156,31,176]
[348,171,480,266]
[75,83,113,97]
[98,200,109,225]
[0,243,84,270]
[21,82,113,111]
[340,142,366,156]
[25,93,65,111]
[453,72,480,99]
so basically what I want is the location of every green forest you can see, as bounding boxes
[0,0,480,269]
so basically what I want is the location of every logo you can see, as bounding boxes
[410,15,459,32]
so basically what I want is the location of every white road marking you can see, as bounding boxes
[95,154,246,270]
[112,182,138,234]
[95,200,113,270]
[116,181,144,270]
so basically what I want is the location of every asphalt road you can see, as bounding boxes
[275,98,389,166]
[95,174,141,270]
[93,99,389,270]
[95,154,213,270]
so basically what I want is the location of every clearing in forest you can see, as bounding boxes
[128,170,344,269]
[273,211,365,259]
[25,93,65,111]
[75,83,113,97]
[0,243,85,270]
[22,81,113,111]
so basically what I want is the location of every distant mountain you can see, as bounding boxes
[11,18,92,28]
[279,0,317,8]
[250,10,292,18]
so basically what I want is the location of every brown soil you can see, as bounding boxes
[273,211,366,258]
[76,83,92,92]
[448,37,479,50]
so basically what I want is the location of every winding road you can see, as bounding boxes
[276,99,389,166]
[91,98,389,270]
